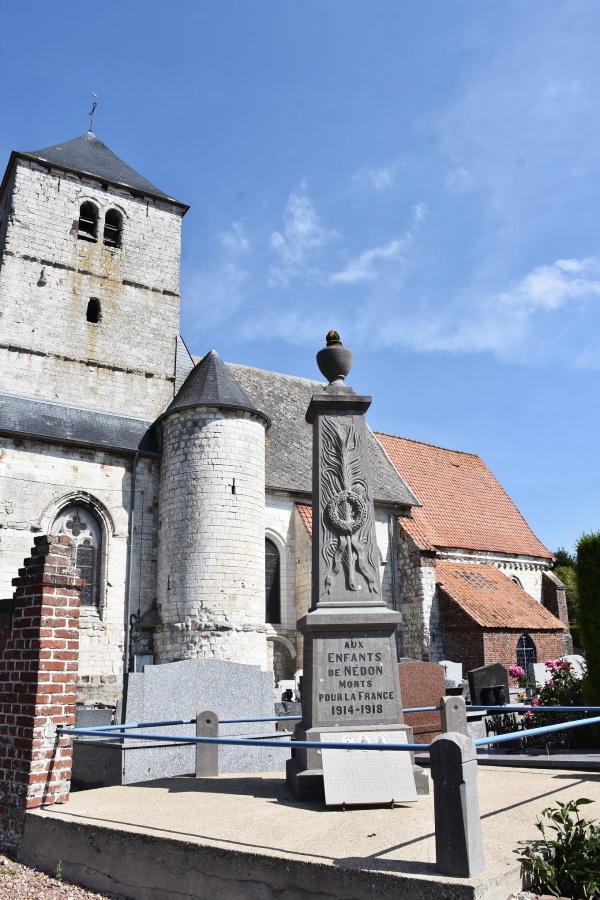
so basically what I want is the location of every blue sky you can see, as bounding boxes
[2,1,599,555]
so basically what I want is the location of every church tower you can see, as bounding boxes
[0,131,188,419]
[155,350,271,670]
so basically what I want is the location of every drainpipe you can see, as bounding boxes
[124,451,140,675]
[389,510,402,658]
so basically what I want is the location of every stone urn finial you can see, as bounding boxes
[317,331,353,385]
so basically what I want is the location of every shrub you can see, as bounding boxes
[519,798,600,898]
[577,532,600,713]
[527,659,593,748]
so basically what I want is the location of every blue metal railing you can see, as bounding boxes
[58,704,600,753]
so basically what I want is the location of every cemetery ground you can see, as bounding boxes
[13,764,600,900]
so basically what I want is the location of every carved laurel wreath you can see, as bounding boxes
[326,489,367,536]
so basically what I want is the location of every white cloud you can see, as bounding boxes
[268,180,336,285]
[330,238,409,284]
[218,222,250,254]
[330,204,426,285]
[370,255,600,365]
[445,166,474,193]
[499,258,600,313]
[353,157,406,190]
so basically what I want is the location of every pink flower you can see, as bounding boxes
[545,660,558,671]
[524,711,532,719]
[508,665,525,678]
[531,697,540,707]
[545,679,554,687]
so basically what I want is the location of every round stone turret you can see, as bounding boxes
[154,350,271,668]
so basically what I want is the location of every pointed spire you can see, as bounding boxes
[159,350,271,427]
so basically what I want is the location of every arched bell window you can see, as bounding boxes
[265,538,281,624]
[78,201,98,242]
[516,634,537,675]
[53,506,102,608]
[103,208,122,248]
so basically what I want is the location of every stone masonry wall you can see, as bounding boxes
[156,409,267,669]
[265,493,300,674]
[0,436,159,703]
[0,159,182,418]
[397,528,438,660]
[0,535,81,853]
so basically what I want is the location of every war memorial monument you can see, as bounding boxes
[287,332,418,802]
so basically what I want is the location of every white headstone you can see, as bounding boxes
[439,660,463,687]
[562,655,585,678]
[532,662,547,686]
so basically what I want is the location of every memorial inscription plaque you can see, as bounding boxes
[321,731,418,806]
[311,631,400,726]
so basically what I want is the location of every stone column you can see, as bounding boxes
[287,332,411,800]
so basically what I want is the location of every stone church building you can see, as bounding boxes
[0,130,569,705]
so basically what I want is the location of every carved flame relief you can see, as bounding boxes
[320,417,379,594]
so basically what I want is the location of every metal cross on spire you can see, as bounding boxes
[88,93,97,133]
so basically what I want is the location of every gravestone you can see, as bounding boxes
[286,333,414,801]
[439,660,463,688]
[532,662,547,688]
[563,654,585,678]
[467,663,509,706]
[72,659,289,788]
[398,661,444,743]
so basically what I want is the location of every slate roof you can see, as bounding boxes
[436,562,566,630]
[376,433,552,560]
[227,363,418,506]
[0,392,158,455]
[159,350,271,427]
[15,131,188,210]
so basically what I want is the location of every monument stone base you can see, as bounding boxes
[286,607,429,800]
[286,723,429,801]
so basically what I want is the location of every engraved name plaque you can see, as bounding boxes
[321,731,417,806]
[311,631,402,727]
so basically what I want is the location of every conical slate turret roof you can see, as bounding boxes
[18,131,187,209]
[158,349,271,427]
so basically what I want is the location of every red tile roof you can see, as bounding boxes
[296,503,313,537]
[376,433,551,559]
[436,562,564,630]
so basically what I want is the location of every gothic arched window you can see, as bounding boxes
[78,202,98,242]
[103,209,122,248]
[516,634,537,674]
[265,538,281,624]
[54,506,102,608]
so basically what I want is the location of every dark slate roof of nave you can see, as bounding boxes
[158,350,271,427]
[226,363,418,507]
[0,392,159,455]
[18,131,188,210]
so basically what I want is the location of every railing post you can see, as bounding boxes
[196,710,219,777]
[440,695,468,736]
[430,732,484,877]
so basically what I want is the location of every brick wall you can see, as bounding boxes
[438,590,486,672]
[0,535,81,853]
[483,630,566,676]
[439,588,567,677]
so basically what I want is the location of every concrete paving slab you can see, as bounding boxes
[19,766,600,900]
